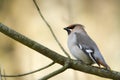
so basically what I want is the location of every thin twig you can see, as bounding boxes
[33,0,71,58]
[39,61,70,80]
[3,69,6,80]
[0,66,2,80]
[1,62,55,77]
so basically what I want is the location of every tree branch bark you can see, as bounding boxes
[39,61,69,80]
[0,23,120,80]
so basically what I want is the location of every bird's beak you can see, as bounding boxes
[64,27,71,35]
[64,27,68,31]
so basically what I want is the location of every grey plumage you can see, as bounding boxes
[64,24,110,70]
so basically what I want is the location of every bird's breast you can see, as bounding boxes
[67,33,93,64]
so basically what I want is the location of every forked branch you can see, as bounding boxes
[0,23,120,79]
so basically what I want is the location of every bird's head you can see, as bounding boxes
[64,24,84,35]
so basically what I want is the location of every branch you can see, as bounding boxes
[33,0,71,58]
[0,67,2,80]
[1,62,55,77]
[39,61,69,80]
[0,23,120,79]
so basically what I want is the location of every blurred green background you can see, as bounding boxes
[0,0,120,80]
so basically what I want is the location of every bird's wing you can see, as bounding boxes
[75,32,100,66]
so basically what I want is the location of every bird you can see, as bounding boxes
[64,24,110,70]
